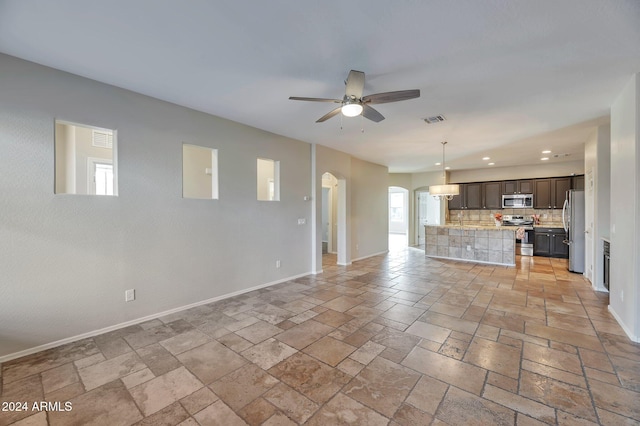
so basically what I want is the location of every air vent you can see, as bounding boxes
[552,153,571,158]
[423,115,446,124]
[92,130,113,149]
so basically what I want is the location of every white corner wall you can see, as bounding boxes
[609,73,639,342]
[0,54,314,360]
[584,125,611,292]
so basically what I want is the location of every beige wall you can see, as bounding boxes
[0,54,313,360]
[449,161,585,183]
[351,157,389,260]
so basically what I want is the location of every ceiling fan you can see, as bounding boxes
[289,70,420,123]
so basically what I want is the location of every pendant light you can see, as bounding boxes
[430,141,459,200]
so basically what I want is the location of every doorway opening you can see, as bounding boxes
[389,187,408,251]
[415,188,441,246]
[322,172,347,265]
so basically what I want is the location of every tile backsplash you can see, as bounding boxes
[446,209,564,226]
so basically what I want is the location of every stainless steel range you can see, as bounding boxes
[502,215,534,256]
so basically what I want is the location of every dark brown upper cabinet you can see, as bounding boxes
[447,188,463,210]
[448,183,480,210]
[465,183,483,209]
[572,175,585,190]
[448,175,583,211]
[534,179,552,209]
[534,177,571,209]
[553,177,571,209]
[503,179,533,194]
[483,181,502,209]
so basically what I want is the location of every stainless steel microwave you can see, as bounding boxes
[502,194,533,209]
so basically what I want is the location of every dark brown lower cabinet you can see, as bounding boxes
[534,228,568,258]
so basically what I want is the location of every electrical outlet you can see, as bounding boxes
[466,245,472,251]
[356,244,359,251]
[125,289,135,302]
[297,218,306,225]
[276,260,281,268]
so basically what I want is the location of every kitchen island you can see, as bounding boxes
[425,225,516,266]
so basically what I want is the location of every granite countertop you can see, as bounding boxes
[431,224,517,230]
[434,223,566,229]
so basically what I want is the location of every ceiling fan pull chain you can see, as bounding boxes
[361,113,365,133]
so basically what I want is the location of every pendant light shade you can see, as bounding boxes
[429,141,460,200]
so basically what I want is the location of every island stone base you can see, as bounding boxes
[425,225,516,266]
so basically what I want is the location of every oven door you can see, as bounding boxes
[516,228,534,256]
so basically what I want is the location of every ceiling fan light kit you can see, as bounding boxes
[430,141,460,201]
[289,70,420,123]
[341,102,363,117]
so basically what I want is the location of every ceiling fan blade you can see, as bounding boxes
[362,89,420,104]
[316,106,343,123]
[345,70,365,98]
[289,96,342,103]
[362,104,385,122]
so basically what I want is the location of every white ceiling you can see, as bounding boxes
[1,1,639,173]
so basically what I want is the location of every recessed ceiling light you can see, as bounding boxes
[541,157,549,161]
[445,166,451,170]
[488,162,495,166]
[482,157,490,161]
[542,150,551,154]
[435,162,441,166]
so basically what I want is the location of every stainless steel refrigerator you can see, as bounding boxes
[562,189,585,273]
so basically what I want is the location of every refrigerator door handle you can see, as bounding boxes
[562,198,569,233]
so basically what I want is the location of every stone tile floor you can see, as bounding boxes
[2,248,639,425]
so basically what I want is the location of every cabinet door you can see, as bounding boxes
[465,183,482,209]
[572,175,585,190]
[534,233,551,256]
[551,233,569,258]
[519,180,534,194]
[483,182,502,209]
[447,185,464,210]
[534,179,552,209]
[503,181,518,195]
[552,178,571,209]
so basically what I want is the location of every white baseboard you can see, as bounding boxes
[0,271,312,364]
[351,250,389,263]
[607,305,640,343]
